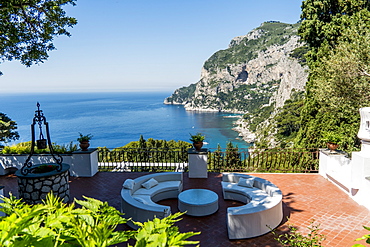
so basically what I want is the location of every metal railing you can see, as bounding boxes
[207,148,319,173]
[98,148,189,172]
[97,147,319,173]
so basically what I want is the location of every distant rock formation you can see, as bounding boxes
[165,22,308,143]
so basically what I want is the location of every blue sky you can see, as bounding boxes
[0,0,303,93]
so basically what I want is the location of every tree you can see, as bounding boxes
[0,112,19,146]
[295,0,370,152]
[274,91,304,148]
[0,0,77,74]
[225,142,241,169]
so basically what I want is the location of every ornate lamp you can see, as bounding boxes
[21,102,63,175]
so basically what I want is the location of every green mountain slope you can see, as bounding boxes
[165,21,308,145]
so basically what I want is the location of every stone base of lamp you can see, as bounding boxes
[15,163,70,204]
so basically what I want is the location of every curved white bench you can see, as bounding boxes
[221,173,283,239]
[121,172,183,229]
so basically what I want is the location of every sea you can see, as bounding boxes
[0,92,251,150]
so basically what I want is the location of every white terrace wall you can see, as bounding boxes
[319,145,370,211]
[320,107,370,210]
[0,148,98,177]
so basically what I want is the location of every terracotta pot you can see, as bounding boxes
[327,142,339,152]
[193,141,203,151]
[79,141,90,151]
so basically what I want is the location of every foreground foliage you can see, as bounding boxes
[0,193,199,246]
[130,213,200,247]
[0,193,129,246]
[272,220,325,247]
[353,226,370,247]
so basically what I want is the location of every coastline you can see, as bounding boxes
[164,100,246,114]
[232,117,256,144]
[164,99,255,145]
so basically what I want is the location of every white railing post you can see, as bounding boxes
[188,148,208,178]
[70,148,98,177]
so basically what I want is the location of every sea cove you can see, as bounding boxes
[0,92,251,150]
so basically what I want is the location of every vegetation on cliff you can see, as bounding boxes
[168,0,370,153]
[164,83,196,104]
[204,22,301,72]
[294,0,370,153]
[165,21,307,116]
[166,21,308,146]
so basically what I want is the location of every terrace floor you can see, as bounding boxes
[1,172,370,246]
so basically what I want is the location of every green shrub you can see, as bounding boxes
[1,141,77,154]
[189,133,205,142]
[321,131,343,145]
[353,226,370,247]
[130,212,200,247]
[272,220,325,246]
[0,193,200,247]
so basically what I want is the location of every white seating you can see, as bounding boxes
[120,172,183,229]
[221,173,283,239]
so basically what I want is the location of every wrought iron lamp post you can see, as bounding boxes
[21,102,63,175]
[15,103,70,204]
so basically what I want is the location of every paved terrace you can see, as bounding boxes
[1,172,370,246]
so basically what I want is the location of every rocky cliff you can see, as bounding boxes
[164,22,308,143]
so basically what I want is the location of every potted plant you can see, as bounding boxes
[77,133,93,151]
[322,131,342,152]
[189,133,205,151]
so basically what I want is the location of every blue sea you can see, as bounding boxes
[0,92,251,150]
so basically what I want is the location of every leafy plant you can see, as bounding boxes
[0,192,200,247]
[0,192,130,247]
[77,133,93,142]
[322,131,343,145]
[189,133,205,143]
[353,225,370,246]
[272,220,326,247]
[129,212,200,247]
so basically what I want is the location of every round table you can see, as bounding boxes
[178,189,219,216]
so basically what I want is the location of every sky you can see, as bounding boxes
[0,0,303,94]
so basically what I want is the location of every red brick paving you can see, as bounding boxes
[1,172,370,246]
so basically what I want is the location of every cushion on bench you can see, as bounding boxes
[133,181,181,197]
